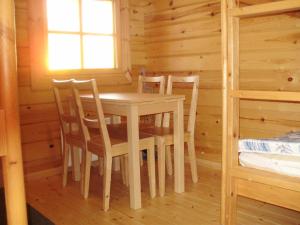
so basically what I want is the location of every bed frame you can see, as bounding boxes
[221,0,300,224]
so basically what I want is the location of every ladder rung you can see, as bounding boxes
[230,0,300,18]
[230,90,300,102]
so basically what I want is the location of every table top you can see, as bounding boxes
[81,92,185,104]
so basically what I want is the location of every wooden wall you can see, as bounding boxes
[15,0,146,178]
[144,0,300,165]
[239,10,300,139]
[144,0,222,164]
[14,0,300,176]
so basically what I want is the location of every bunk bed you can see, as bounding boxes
[221,0,300,224]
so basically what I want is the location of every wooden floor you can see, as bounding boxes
[26,164,300,225]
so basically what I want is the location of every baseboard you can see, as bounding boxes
[196,158,221,170]
[25,166,62,181]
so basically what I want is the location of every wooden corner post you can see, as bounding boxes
[221,0,240,224]
[0,0,28,224]
[221,0,229,224]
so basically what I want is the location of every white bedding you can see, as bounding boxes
[239,152,300,178]
[239,132,300,156]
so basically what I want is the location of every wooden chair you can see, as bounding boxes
[142,75,199,196]
[71,79,156,211]
[137,75,165,165]
[52,79,83,188]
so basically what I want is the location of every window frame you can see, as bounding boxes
[29,0,131,90]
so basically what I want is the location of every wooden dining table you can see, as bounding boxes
[81,92,185,209]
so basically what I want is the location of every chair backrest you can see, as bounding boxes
[163,75,199,135]
[52,79,78,136]
[72,79,112,156]
[137,75,165,95]
[138,75,165,127]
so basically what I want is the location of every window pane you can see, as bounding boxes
[47,0,80,32]
[48,34,81,70]
[83,35,115,69]
[82,0,114,34]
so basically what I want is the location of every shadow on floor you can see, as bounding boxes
[0,188,55,225]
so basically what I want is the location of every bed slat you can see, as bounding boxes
[230,0,300,18]
[237,178,300,212]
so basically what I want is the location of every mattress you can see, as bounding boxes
[239,152,300,178]
[239,132,300,156]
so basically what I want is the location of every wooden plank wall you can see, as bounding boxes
[144,0,223,163]
[13,0,300,176]
[239,10,300,139]
[144,0,300,164]
[14,0,146,177]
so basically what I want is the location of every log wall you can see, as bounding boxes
[15,0,146,177]
[14,0,300,176]
[144,0,300,164]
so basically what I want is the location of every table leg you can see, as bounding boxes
[173,100,185,193]
[71,146,81,181]
[127,105,142,209]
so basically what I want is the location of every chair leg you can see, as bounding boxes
[157,137,166,197]
[120,155,129,186]
[80,148,86,195]
[165,145,173,176]
[113,157,121,171]
[83,151,92,199]
[62,143,70,187]
[71,146,81,181]
[60,130,64,158]
[98,156,103,176]
[120,156,126,185]
[103,156,112,211]
[147,144,156,198]
[140,151,144,166]
[187,139,198,183]
[124,155,129,187]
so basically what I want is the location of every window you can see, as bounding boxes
[29,0,131,90]
[47,0,116,70]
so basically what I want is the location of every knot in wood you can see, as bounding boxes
[9,161,17,165]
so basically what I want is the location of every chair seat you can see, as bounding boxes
[87,123,154,157]
[65,128,98,147]
[141,126,191,145]
[107,123,152,139]
[65,132,85,147]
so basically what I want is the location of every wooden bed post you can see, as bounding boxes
[221,0,229,224]
[221,1,300,225]
[0,0,28,224]
[221,0,239,223]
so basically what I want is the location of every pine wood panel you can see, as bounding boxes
[144,0,300,165]
[22,139,61,162]
[15,0,300,176]
[14,0,145,176]
[25,165,300,225]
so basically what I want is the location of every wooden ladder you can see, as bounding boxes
[221,0,300,225]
